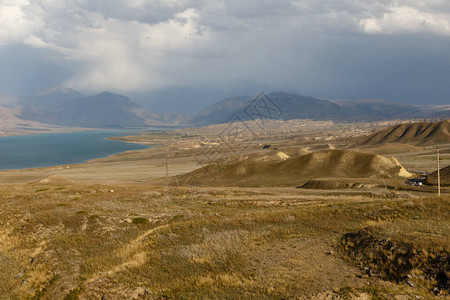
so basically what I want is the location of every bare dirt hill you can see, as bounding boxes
[223,147,311,163]
[239,151,291,162]
[173,149,411,187]
[278,146,312,157]
[426,165,450,186]
[359,119,450,146]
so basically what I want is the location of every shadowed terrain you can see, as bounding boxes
[427,165,450,186]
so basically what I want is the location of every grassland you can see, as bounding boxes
[0,183,448,299]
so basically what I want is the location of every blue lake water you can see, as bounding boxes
[0,131,152,170]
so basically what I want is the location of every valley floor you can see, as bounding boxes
[0,120,448,299]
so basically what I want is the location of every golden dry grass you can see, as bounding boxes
[0,183,448,299]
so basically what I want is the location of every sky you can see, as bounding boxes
[0,0,449,113]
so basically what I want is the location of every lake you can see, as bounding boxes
[0,131,152,170]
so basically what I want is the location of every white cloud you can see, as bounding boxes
[63,7,213,92]
[0,0,449,94]
[0,1,37,45]
[359,5,450,35]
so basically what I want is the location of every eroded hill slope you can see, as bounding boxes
[359,120,450,146]
[174,149,411,187]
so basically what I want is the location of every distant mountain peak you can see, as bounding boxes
[35,87,82,97]
[97,91,117,97]
[18,87,84,110]
[86,91,142,108]
[16,90,163,128]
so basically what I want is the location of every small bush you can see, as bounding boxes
[75,211,88,215]
[132,217,149,225]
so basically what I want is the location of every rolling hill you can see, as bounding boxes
[172,149,411,187]
[426,165,450,186]
[359,119,450,146]
[220,147,311,164]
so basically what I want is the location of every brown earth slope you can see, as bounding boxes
[221,147,311,163]
[427,165,450,186]
[173,149,411,187]
[359,119,450,146]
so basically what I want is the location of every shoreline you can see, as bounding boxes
[0,124,181,138]
[0,131,155,172]
[0,126,101,138]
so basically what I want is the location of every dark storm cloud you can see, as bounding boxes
[0,45,71,95]
[0,0,449,104]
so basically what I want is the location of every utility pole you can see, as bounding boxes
[437,148,441,196]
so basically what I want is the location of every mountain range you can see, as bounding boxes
[189,92,429,126]
[1,88,166,128]
[16,91,162,128]
[0,88,448,129]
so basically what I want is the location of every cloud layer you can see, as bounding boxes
[0,0,449,104]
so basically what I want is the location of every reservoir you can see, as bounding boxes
[0,131,151,170]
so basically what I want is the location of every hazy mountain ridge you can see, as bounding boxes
[19,87,85,110]
[188,96,252,126]
[15,89,165,128]
[0,104,66,136]
[330,99,423,120]
[52,92,150,127]
[189,92,437,126]
[3,88,449,129]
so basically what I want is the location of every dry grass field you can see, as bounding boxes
[0,184,448,299]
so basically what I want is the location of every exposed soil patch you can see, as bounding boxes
[339,227,449,295]
[300,179,384,190]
